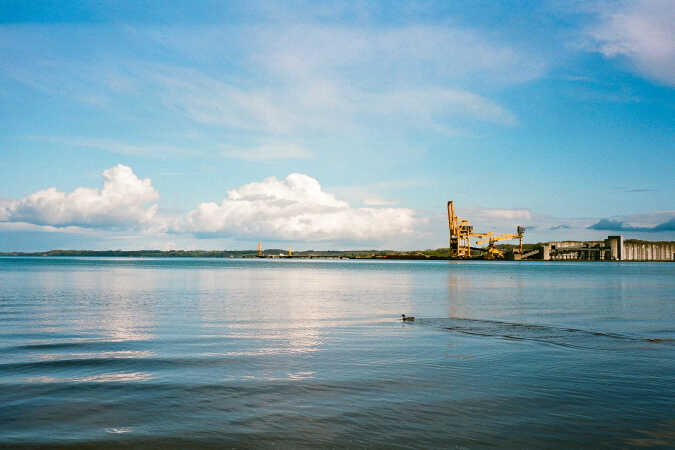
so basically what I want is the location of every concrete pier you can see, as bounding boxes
[540,236,674,261]
[622,240,675,261]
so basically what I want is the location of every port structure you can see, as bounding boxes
[474,227,525,259]
[447,201,475,258]
[447,201,525,259]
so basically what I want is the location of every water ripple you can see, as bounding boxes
[417,317,675,350]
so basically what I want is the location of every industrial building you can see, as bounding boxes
[541,236,675,261]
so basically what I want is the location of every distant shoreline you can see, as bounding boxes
[0,247,527,260]
[1,249,673,262]
[2,238,675,262]
[0,249,458,260]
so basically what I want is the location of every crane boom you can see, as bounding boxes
[475,229,525,259]
[446,201,525,259]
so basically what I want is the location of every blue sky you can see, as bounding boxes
[0,0,673,251]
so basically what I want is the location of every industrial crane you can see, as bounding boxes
[474,227,525,259]
[447,200,525,259]
[447,201,474,258]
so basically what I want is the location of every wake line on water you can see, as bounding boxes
[414,317,674,350]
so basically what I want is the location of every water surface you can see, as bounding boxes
[1,258,674,448]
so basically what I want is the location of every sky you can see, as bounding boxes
[0,0,673,251]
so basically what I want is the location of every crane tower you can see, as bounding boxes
[447,201,525,259]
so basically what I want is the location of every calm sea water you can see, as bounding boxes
[1,257,673,449]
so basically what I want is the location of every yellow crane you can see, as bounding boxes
[257,241,262,257]
[447,201,525,259]
[447,201,474,258]
[474,226,525,259]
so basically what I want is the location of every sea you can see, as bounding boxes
[0,257,673,449]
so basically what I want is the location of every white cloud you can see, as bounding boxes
[366,88,517,127]
[363,197,398,207]
[0,198,11,221]
[250,24,546,86]
[2,22,533,144]
[436,206,536,236]
[0,221,99,234]
[172,173,420,242]
[32,136,196,157]
[139,23,531,136]
[149,67,517,137]
[478,208,533,221]
[587,0,675,85]
[222,143,313,161]
[2,165,159,228]
[328,179,424,207]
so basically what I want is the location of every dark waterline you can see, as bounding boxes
[1,257,674,448]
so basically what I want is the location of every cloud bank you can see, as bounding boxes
[588,216,675,233]
[1,166,419,243]
[1,165,159,228]
[173,173,419,242]
[3,164,673,248]
[587,0,675,86]
[1,21,535,149]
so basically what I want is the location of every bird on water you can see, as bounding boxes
[401,314,414,322]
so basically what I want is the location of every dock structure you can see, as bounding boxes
[442,200,674,262]
[540,236,675,261]
[447,200,524,259]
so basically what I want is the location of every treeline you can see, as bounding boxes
[0,249,256,257]
[0,245,549,259]
[0,249,398,258]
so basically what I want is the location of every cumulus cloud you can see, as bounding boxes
[172,173,419,242]
[587,0,675,85]
[2,165,159,228]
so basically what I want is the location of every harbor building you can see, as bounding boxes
[540,236,675,261]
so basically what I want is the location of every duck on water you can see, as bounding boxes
[401,314,414,322]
